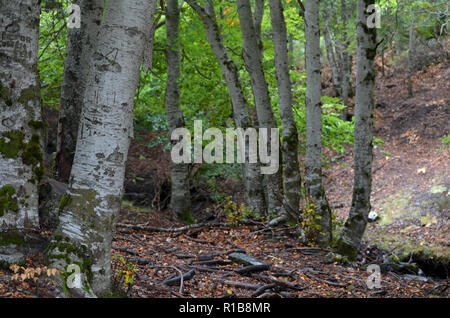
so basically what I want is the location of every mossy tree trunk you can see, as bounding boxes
[269,0,302,221]
[336,0,377,260]
[186,0,267,216]
[47,0,157,296]
[56,0,105,182]
[0,0,43,264]
[305,0,332,246]
[165,0,194,223]
[237,0,283,217]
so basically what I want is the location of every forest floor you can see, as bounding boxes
[0,57,448,298]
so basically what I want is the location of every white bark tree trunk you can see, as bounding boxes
[336,0,377,260]
[47,0,157,296]
[0,0,43,263]
[56,0,105,182]
[269,0,302,220]
[237,0,283,217]
[305,0,332,246]
[186,0,267,216]
[165,0,194,223]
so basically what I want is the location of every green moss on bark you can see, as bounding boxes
[0,185,19,217]
[59,194,72,213]
[0,131,44,183]
[0,131,25,158]
[0,230,25,246]
[335,238,358,261]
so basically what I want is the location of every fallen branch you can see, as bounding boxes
[252,274,308,291]
[235,264,270,275]
[252,283,276,297]
[116,222,227,233]
[212,278,262,290]
[163,269,195,293]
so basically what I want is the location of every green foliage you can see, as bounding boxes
[222,197,255,226]
[113,255,137,288]
[293,93,354,154]
[39,1,70,110]
[438,134,450,151]
[300,199,323,246]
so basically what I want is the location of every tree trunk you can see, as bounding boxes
[269,0,302,220]
[305,0,332,246]
[408,11,415,98]
[165,0,194,223]
[340,0,352,115]
[336,0,377,260]
[322,9,341,97]
[0,0,43,263]
[56,0,105,182]
[186,0,267,216]
[237,0,283,217]
[47,0,157,296]
[254,0,265,57]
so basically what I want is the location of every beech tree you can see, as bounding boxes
[304,0,332,246]
[56,0,105,181]
[269,0,302,221]
[165,0,194,223]
[236,0,283,217]
[336,0,377,260]
[0,0,43,263]
[46,0,157,296]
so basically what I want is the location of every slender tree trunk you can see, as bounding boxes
[47,0,157,296]
[288,33,294,67]
[254,0,265,57]
[237,0,283,217]
[305,0,332,246]
[322,10,341,97]
[408,11,415,98]
[165,0,194,223]
[336,0,377,260]
[56,0,105,182]
[269,0,302,220]
[340,0,352,116]
[186,0,267,216]
[0,0,43,263]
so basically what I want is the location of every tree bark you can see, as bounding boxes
[237,0,283,217]
[305,0,332,246]
[0,0,43,263]
[408,11,415,98]
[269,0,302,220]
[254,0,265,57]
[336,0,377,260]
[165,0,194,223]
[186,0,267,216]
[47,0,157,296]
[56,0,105,182]
[322,8,341,97]
[340,0,352,115]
